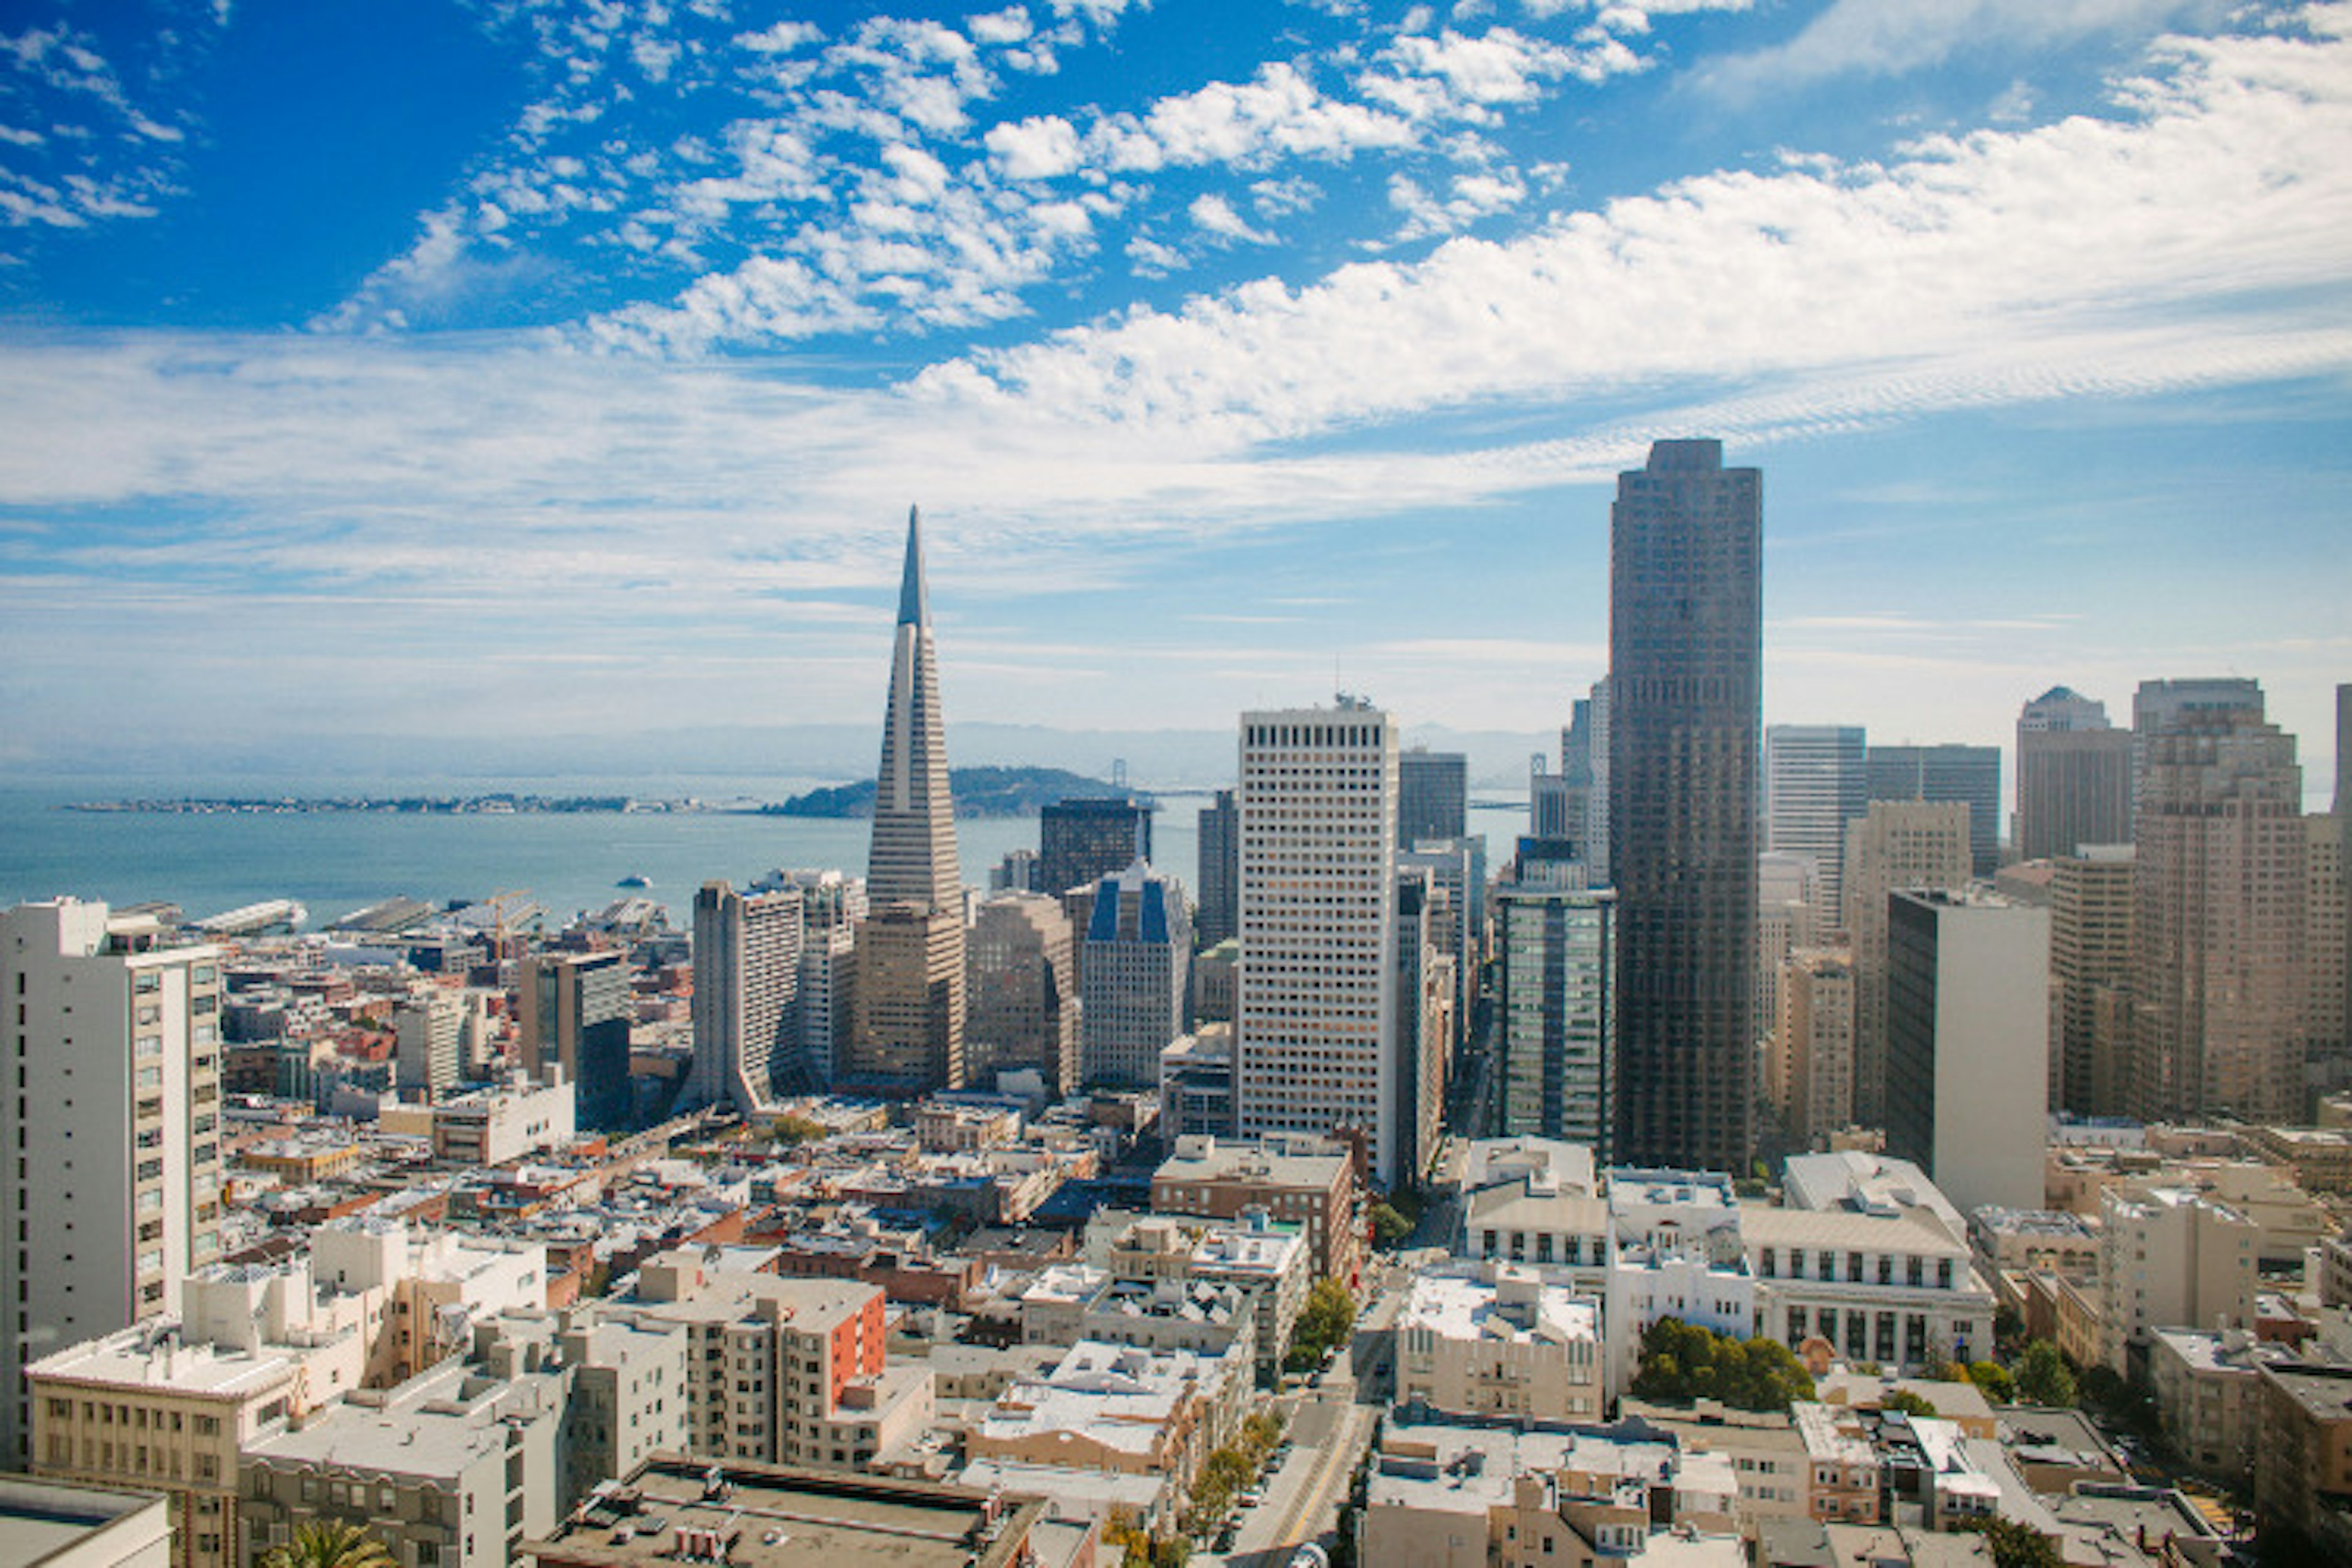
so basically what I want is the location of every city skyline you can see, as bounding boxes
[0,1,2346,790]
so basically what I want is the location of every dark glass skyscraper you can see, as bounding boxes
[1398,749,1468,847]
[1196,788,1238,948]
[1866,743,2002,878]
[1039,796,1152,896]
[1608,438,1761,1174]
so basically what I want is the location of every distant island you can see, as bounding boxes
[765,766,1148,820]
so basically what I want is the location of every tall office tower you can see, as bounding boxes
[1608,439,1761,1173]
[1399,835,1484,1041]
[2304,815,2348,1096]
[1236,701,1401,1183]
[2051,846,2135,1117]
[1754,854,1823,1075]
[760,869,864,1090]
[2340,684,2351,1076]
[1398,749,1469,846]
[1493,853,1616,1156]
[965,893,1079,1095]
[1868,744,2002,878]
[690,881,804,1115]
[1,899,224,1466]
[2127,679,2307,1125]
[1780,946,1856,1152]
[1529,755,1574,839]
[1079,861,1191,1088]
[518,949,633,1128]
[845,507,967,1095]
[1562,680,1611,883]
[1884,889,2051,1216]
[393,989,466,1100]
[1195,788,1240,948]
[989,849,1041,894]
[2016,687,2133,862]
[1039,796,1152,897]
[1393,870,1441,1184]
[1841,801,1971,1126]
[1765,725,1868,915]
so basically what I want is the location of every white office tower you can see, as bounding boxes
[1,899,224,1466]
[1079,861,1191,1090]
[757,869,865,1091]
[1883,889,2052,1216]
[1765,725,1868,915]
[691,881,805,1114]
[1237,702,1401,1184]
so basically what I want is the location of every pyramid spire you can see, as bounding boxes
[898,505,930,629]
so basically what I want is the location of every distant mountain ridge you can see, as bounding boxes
[764,765,1146,819]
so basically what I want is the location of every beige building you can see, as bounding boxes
[966,1338,1246,1501]
[311,1221,547,1387]
[2147,1327,2279,1482]
[238,1358,565,1568]
[2051,846,2135,1117]
[2255,1361,2352,1559]
[962,893,1079,1095]
[2097,1187,2258,1371]
[1395,1264,1603,1423]
[1841,802,1970,1126]
[2308,812,2349,1091]
[1152,1134,1363,1287]
[1746,1204,1994,1371]
[431,1074,576,1169]
[1781,948,1857,1150]
[1615,1400,1809,1523]
[2,900,225,1468]
[0,1476,172,1568]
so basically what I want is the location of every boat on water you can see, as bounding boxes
[616,873,652,889]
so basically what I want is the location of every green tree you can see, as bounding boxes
[1882,1390,1939,1419]
[1370,1202,1412,1249]
[2014,1341,2077,1408]
[1628,1318,1814,1412]
[1962,1517,2064,1568]
[259,1523,396,1568]
[1289,1276,1355,1368]
[1964,1360,2016,1404]
[769,1113,827,1146]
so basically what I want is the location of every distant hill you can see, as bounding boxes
[764,765,1147,820]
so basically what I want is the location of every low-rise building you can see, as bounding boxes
[1151,1134,1362,1287]
[966,1340,1247,1503]
[1792,1403,1879,1528]
[1396,1263,1603,1424]
[2146,1327,2287,1482]
[0,1476,172,1568]
[238,1358,566,1568]
[433,1076,577,1168]
[2097,1188,2258,1372]
[2255,1361,2352,1560]
[1746,1204,1993,1373]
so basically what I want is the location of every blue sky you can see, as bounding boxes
[0,0,2346,797]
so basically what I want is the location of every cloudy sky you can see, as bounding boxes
[1,0,2346,795]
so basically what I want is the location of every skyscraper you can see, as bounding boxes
[1039,796,1152,897]
[1196,788,1239,949]
[1867,744,2002,878]
[1884,889,2051,1216]
[2127,679,2306,1125]
[1,899,224,1466]
[965,892,1079,1095]
[1493,853,1616,1156]
[1079,861,1191,1088]
[2016,687,2133,862]
[844,507,967,1095]
[1398,749,1469,847]
[1236,701,1401,1183]
[690,881,804,1115]
[1779,946,1855,1151]
[1841,800,1972,1127]
[1608,439,1760,1173]
[1562,679,1611,884]
[519,948,632,1127]
[1765,725,1867,915]
[2051,846,2135,1117]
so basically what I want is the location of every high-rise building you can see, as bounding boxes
[1563,679,1611,884]
[1779,946,1856,1152]
[393,989,466,1101]
[844,507,967,1095]
[2304,814,2348,1097]
[1080,862,1192,1089]
[1841,800,1972,1126]
[1039,796,1153,897]
[1236,701,1401,1184]
[1493,853,1616,1155]
[1,899,224,1467]
[2016,687,2134,862]
[1392,868,1450,1185]
[1398,835,1483,1048]
[1765,725,1868,915]
[2340,683,2351,1080]
[965,892,1079,1095]
[1609,439,1761,1173]
[758,869,864,1090]
[2127,679,2307,1125]
[690,881,803,1115]
[1867,744,2002,878]
[2051,846,2135,1117]
[1196,788,1240,949]
[1883,888,2051,1216]
[518,949,631,1128]
[1398,750,1468,848]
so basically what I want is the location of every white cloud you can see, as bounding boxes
[1189,192,1271,242]
[1697,0,2222,100]
[967,6,1034,45]
[986,113,1085,178]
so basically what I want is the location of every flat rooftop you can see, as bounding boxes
[527,1457,1046,1568]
